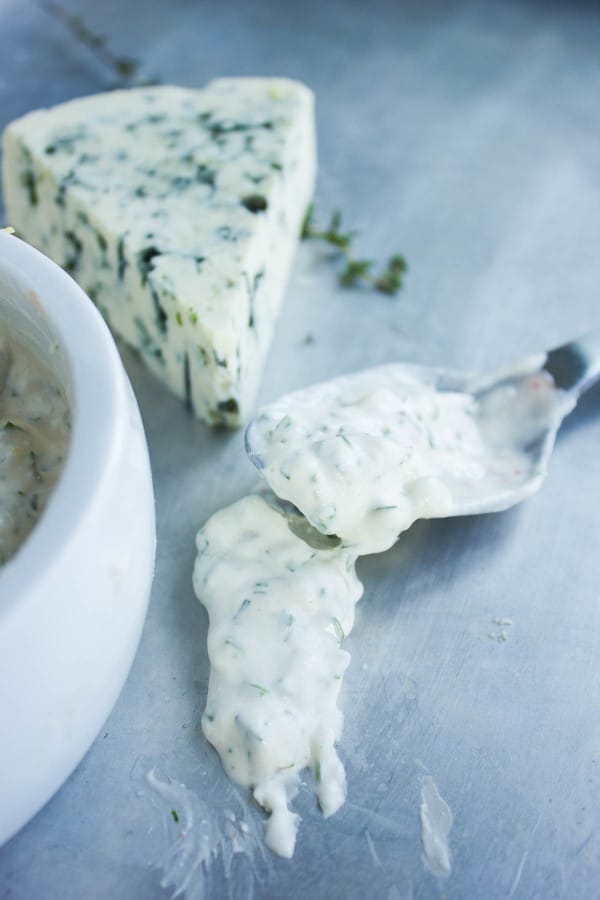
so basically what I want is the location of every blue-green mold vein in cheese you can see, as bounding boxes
[1,79,317,426]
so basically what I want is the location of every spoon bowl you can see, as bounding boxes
[246,332,599,550]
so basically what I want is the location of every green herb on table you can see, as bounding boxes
[171,809,179,824]
[301,204,408,296]
[339,258,373,287]
[302,207,353,249]
[37,1,143,86]
[374,254,408,295]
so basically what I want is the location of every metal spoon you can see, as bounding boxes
[429,328,600,515]
[385,328,600,516]
[246,330,600,535]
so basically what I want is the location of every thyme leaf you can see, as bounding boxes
[339,258,373,287]
[301,204,355,250]
[244,682,269,696]
[374,254,408,294]
[301,204,407,296]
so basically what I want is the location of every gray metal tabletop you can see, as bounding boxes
[1,1,599,897]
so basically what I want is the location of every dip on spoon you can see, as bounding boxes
[246,332,600,554]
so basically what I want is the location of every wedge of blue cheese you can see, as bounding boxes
[2,79,316,425]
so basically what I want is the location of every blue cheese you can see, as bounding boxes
[2,79,316,425]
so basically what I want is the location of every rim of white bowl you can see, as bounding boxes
[0,231,127,608]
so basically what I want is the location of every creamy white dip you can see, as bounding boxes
[195,360,568,856]
[247,363,566,554]
[193,494,362,858]
[0,329,70,565]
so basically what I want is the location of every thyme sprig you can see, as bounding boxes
[37,1,142,84]
[301,205,407,295]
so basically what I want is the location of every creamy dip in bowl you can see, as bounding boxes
[0,231,156,846]
[0,326,70,564]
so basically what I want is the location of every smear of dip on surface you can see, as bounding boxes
[194,358,568,856]
[143,767,268,897]
[0,329,70,565]
[419,776,453,878]
[246,363,567,554]
[193,494,363,858]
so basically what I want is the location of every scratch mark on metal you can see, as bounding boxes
[575,828,596,858]
[508,811,543,898]
[364,828,382,868]
[346,803,407,839]
[586,603,600,682]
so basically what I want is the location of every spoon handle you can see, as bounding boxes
[543,329,600,397]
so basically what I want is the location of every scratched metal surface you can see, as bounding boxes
[1,0,600,897]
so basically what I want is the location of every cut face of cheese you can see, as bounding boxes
[2,79,316,425]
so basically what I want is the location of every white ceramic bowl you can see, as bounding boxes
[0,232,156,846]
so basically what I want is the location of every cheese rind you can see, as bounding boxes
[2,79,316,425]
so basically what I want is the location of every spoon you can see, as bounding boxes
[398,328,600,516]
[245,330,600,552]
